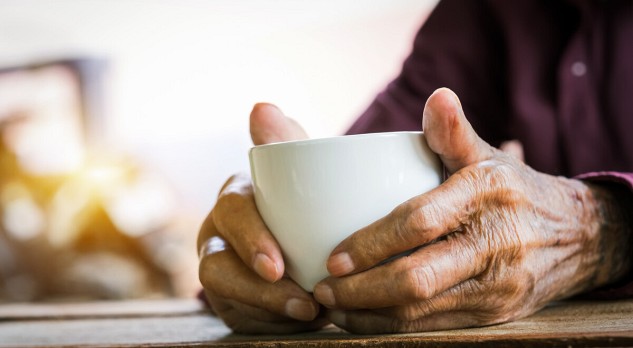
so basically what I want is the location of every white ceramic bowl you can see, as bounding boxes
[249,131,442,291]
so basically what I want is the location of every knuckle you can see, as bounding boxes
[451,164,480,185]
[389,318,405,333]
[458,276,529,326]
[393,202,417,242]
[221,174,253,196]
[393,200,440,244]
[225,317,251,334]
[220,173,250,193]
[474,306,517,326]
[475,161,520,189]
[258,288,277,309]
[197,215,216,251]
[400,264,435,301]
[392,305,425,322]
[215,179,254,214]
[215,190,247,214]
[389,317,420,334]
[463,161,528,208]
[198,254,224,294]
[212,193,254,236]
[487,302,510,318]
[199,211,215,232]
[471,294,523,325]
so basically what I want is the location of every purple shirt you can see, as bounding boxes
[347,0,633,297]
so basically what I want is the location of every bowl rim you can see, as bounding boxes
[249,131,424,152]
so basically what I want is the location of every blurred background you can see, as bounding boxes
[0,0,437,302]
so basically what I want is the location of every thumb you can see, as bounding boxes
[422,88,495,173]
[250,103,309,145]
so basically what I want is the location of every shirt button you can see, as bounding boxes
[571,61,587,77]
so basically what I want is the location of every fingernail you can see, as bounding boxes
[329,310,346,327]
[327,252,354,276]
[253,253,279,282]
[285,298,317,321]
[313,283,336,307]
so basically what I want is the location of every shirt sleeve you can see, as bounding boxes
[575,172,633,300]
[346,0,511,148]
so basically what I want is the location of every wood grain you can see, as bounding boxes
[0,299,632,347]
[0,299,207,320]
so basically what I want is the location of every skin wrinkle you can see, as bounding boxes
[363,197,457,272]
[331,160,628,332]
[450,228,486,275]
[384,262,408,305]
[535,248,584,303]
[395,203,426,252]
[530,186,591,305]
[581,182,633,289]
[478,172,621,313]
[411,262,440,301]
[432,163,593,321]
[199,253,223,294]
[227,300,288,323]
[579,189,605,291]
[550,179,605,296]
[376,285,453,321]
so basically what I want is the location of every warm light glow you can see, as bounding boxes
[1,182,44,241]
[3,196,45,241]
[103,172,175,238]
[48,173,94,247]
[82,164,127,187]
[48,157,176,245]
[0,0,438,220]
[0,65,84,175]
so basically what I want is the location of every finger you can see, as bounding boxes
[327,309,480,334]
[197,174,251,255]
[208,292,328,334]
[197,212,221,257]
[373,280,478,321]
[422,88,495,174]
[250,103,308,145]
[212,173,284,282]
[500,140,525,162]
[326,168,482,277]
[317,234,486,309]
[332,278,530,334]
[226,299,301,323]
[207,291,314,324]
[199,247,319,322]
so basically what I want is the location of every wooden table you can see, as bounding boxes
[1,298,632,347]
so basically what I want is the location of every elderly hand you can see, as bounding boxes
[198,104,328,334]
[313,88,632,334]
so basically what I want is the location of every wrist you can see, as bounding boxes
[582,180,633,289]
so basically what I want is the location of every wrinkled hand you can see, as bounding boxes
[198,104,328,334]
[313,88,632,333]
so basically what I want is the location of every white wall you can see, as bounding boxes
[0,0,438,222]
